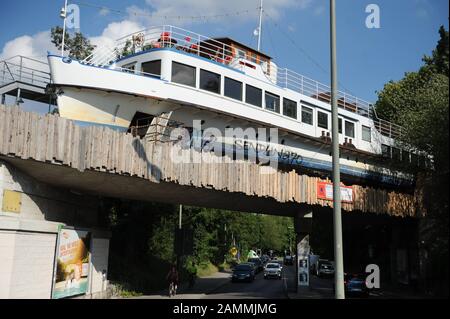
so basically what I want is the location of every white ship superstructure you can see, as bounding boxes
[47,25,418,186]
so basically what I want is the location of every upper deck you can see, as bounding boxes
[81,25,402,140]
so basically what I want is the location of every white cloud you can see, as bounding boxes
[1,0,314,63]
[0,19,144,66]
[0,31,53,62]
[89,20,144,49]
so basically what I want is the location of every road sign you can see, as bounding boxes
[230,247,238,257]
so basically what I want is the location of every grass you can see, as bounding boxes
[217,261,233,271]
[109,282,143,298]
[197,261,219,277]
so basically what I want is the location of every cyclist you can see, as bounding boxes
[166,264,179,297]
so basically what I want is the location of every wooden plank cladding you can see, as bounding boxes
[0,105,425,218]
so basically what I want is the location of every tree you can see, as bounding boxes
[51,26,95,60]
[423,25,449,76]
[374,26,449,297]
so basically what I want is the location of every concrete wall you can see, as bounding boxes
[0,160,110,299]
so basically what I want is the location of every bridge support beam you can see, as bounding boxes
[294,208,313,293]
[15,88,21,105]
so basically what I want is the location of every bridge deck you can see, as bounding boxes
[0,105,425,217]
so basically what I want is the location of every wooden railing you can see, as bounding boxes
[0,105,424,218]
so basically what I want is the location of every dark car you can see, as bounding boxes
[232,263,256,282]
[317,260,335,277]
[261,255,270,265]
[344,273,369,297]
[247,258,264,273]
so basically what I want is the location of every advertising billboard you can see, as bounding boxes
[52,228,91,299]
[317,181,353,203]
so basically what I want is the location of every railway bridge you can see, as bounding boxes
[0,105,426,298]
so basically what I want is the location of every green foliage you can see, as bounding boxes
[120,40,134,59]
[51,26,95,60]
[423,26,449,76]
[374,25,449,178]
[103,198,295,292]
[148,213,177,263]
[374,25,449,297]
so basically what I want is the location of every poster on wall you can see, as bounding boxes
[317,181,353,203]
[297,235,310,287]
[52,228,91,299]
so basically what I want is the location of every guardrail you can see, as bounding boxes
[82,25,402,139]
[0,55,51,88]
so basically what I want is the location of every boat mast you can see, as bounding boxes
[257,0,263,51]
[60,0,68,57]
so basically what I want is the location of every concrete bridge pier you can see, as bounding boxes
[294,208,313,292]
[0,160,111,299]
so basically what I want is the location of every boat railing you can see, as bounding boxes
[0,55,51,88]
[82,25,402,139]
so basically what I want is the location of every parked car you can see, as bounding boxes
[344,273,370,297]
[283,255,294,265]
[248,258,264,273]
[264,262,282,280]
[317,260,335,277]
[231,263,255,282]
[261,255,270,265]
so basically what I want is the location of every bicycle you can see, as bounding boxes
[169,281,177,297]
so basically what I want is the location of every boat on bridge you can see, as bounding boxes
[2,26,422,186]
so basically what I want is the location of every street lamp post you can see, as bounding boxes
[330,0,345,299]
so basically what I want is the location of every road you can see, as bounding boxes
[135,259,296,299]
[203,264,296,299]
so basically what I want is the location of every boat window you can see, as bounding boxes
[265,92,280,113]
[338,118,342,134]
[381,144,391,158]
[392,147,401,161]
[283,98,297,119]
[172,61,196,87]
[224,77,242,101]
[402,150,410,163]
[301,106,313,125]
[345,120,355,138]
[141,60,161,77]
[246,85,262,107]
[236,49,246,59]
[122,62,136,74]
[200,69,221,94]
[362,125,371,142]
[317,111,328,129]
[410,153,419,166]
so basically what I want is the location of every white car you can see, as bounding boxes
[264,263,282,279]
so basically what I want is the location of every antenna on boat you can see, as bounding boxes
[60,0,68,57]
[254,0,263,51]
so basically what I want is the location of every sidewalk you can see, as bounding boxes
[131,270,232,299]
[286,276,334,299]
[287,276,431,299]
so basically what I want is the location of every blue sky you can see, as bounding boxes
[0,0,448,110]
